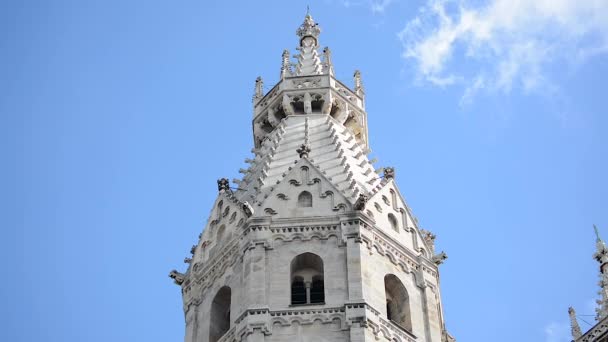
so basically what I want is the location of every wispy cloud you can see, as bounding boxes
[335,0,397,14]
[544,321,571,342]
[399,0,608,104]
[371,0,394,13]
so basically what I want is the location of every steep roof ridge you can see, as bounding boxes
[295,45,323,76]
[235,113,383,206]
[236,120,288,202]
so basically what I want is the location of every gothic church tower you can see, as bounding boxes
[170,13,455,342]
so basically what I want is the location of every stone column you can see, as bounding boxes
[345,236,365,301]
[305,281,312,304]
[184,302,199,342]
[243,243,268,307]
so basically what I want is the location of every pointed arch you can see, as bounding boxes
[209,286,231,342]
[384,274,412,332]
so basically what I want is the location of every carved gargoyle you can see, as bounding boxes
[169,270,185,285]
[384,167,395,180]
[432,251,448,265]
[354,194,368,211]
[183,257,192,264]
[217,178,230,192]
[242,201,254,217]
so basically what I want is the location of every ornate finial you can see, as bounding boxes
[281,50,292,79]
[297,143,311,158]
[354,70,365,96]
[569,307,583,340]
[384,167,395,180]
[253,76,264,102]
[594,225,608,321]
[217,178,230,192]
[594,225,608,265]
[296,11,321,46]
[421,229,437,255]
[323,47,334,76]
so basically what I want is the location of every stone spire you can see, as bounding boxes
[295,12,323,76]
[253,76,264,103]
[594,225,608,320]
[354,70,364,97]
[280,50,292,79]
[569,307,583,340]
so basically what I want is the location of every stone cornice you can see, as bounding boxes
[580,315,608,341]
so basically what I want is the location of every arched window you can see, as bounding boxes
[216,225,226,242]
[290,253,324,305]
[209,286,231,342]
[384,274,412,332]
[388,213,399,231]
[390,189,398,209]
[298,191,313,207]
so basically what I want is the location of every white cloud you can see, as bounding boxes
[334,0,397,14]
[371,0,394,13]
[544,321,571,342]
[399,0,608,103]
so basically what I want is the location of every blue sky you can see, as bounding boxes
[2,1,607,341]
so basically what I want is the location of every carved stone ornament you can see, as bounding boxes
[432,251,448,265]
[169,270,185,285]
[420,228,437,255]
[384,167,395,180]
[217,178,230,192]
[296,13,321,42]
[297,143,311,158]
[354,194,368,211]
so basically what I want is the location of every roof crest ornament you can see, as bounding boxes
[296,10,321,46]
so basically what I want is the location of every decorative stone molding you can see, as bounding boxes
[580,315,608,342]
[297,143,311,158]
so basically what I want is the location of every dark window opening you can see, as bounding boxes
[291,276,306,305]
[209,286,231,342]
[290,253,325,305]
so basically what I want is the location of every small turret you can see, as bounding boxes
[280,50,292,79]
[253,76,264,103]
